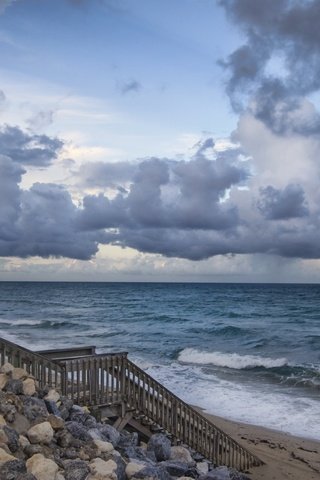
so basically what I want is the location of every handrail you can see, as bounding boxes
[60,352,262,470]
[0,336,262,471]
[0,336,64,390]
[123,357,262,471]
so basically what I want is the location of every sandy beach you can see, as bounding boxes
[197,408,320,480]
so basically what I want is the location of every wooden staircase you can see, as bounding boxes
[0,336,263,471]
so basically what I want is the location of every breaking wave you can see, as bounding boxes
[178,348,288,369]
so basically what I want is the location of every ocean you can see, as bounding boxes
[0,282,319,440]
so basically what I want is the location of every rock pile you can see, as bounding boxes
[0,362,250,480]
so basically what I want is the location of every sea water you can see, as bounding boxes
[0,282,319,440]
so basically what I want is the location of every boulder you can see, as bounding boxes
[125,460,146,479]
[26,453,59,480]
[147,434,171,462]
[23,378,36,396]
[48,414,65,430]
[0,363,14,375]
[4,379,23,395]
[0,458,27,479]
[27,421,54,445]
[88,457,118,480]
[19,434,30,449]
[170,446,195,466]
[93,439,114,453]
[160,460,190,477]
[65,421,91,442]
[201,466,231,480]
[23,397,48,422]
[3,425,19,452]
[64,459,90,480]
[196,461,209,475]
[0,373,8,390]
[0,415,6,426]
[0,446,15,464]
[12,367,29,380]
[97,424,120,446]
[45,399,62,417]
[44,389,60,403]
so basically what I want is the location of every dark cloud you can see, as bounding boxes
[0,125,63,166]
[257,184,309,220]
[220,0,320,136]
[119,80,142,95]
[0,155,101,260]
[78,160,137,188]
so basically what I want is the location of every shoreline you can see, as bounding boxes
[194,406,320,480]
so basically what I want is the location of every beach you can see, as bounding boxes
[199,408,320,480]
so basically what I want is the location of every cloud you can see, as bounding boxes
[26,110,55,131]
[220,0,320,136]
[0,125,63,166]
[119,79,142,95]
[257,184,309,220]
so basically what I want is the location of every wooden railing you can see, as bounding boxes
[0,337,63,390]
[60,353,262,470]
[0,337,262,471]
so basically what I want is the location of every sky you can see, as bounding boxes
[1,0,320,282]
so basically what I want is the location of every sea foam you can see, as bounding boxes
[178,348,288,369]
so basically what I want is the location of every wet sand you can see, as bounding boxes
[196,408,320,480]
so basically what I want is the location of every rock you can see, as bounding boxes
[57,397,73,420]
[97,424,120,447]
[11,411,31,434]
[24,444,44,458]
[27,421,54,445]
[202,466,231,480]
[23,378,36,396]
[125,460,146,479]
[65,421,91,442]
[19,434,30,449]
[160,460,190,477]
[48,414,65,430]
[0,403,16,423]
[4,379,23,395]
[0,446,15,464]
[23,397,48,422]
[12,367,29,380]
[0,458,27,479]
[26,453,59,480]
[0,363,14,375]
[170,446,195,466]
[118,431,138,448]
[119,446,155,464]
[88,458,118,480]
[0,415,6,426]
[0,374,8,390]
[64,459,90,480]
[93,439,114,453]
[147,434,171,462]
[45,399,62,417]
[0,428,8,445]
[44,389,60,403]
[55,430,74,448]
[3,425,19,452]
[196,461,209,475]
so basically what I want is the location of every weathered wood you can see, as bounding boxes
[0,336,262,471]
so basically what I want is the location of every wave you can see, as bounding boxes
[178,348,288,370]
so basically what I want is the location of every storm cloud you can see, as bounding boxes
[0,125,63,166]
[220,0,320,136]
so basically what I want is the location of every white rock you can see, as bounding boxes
[56,474,65,480]
[0,374,8,390]
[27,421,54,444]
[0,447,15,464]
[26,453,59,480]
[12,367,29,380]
[0,415,6,426]
[93,439,114,453]
[44,389,60,403]
[196,461,209,475]
[47,414,64,430]
[23,378,36,395]
[125,461,146,479]
[170,446,195,466]
[0,363,14,374]
[89,458,118,480]
[0,428,8,444]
